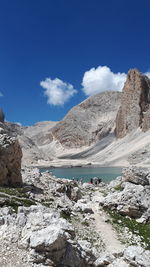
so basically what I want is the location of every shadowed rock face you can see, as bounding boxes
[0,124,22,186]
[116,69,150,138]
[0,109,5,123]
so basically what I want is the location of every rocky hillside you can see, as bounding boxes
[51,91,121,148]
[23,121,57,146]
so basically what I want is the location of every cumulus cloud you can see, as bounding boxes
[40,78,77,106]
[81,66,127,96]
[15,122,22,126]
[145,71,150,79]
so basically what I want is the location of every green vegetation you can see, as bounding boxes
[106,209,150,249]
[0,186,29,198]
[0,197,36,212]
[60,210,71,222]
[81,221,89,227]
[0,186,37,212]
[114,184,123,191]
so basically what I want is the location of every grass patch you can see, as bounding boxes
[0,197,36,212]
[60,210,71,222]
[107,209,150,249]
[0,187,37,213]
[0,186,29,198]
[114,184,123,191]
[81,221,89,227]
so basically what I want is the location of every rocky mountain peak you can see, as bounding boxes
[116,69,150,138]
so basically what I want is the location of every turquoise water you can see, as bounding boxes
[40,167,122,183]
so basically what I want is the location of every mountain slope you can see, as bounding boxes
[51,91,121,148]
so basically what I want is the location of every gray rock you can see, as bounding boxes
[74,201,94,214]
[101,168,150,220]
[95,254,115,266]
[95,246,150,267]
[116,69,150,138]
[0,129,22,186]
[124,246,150,267]
[122,167,149,185]
[109,258,130,267]
[71,186,82,202]
[17,206,92,266]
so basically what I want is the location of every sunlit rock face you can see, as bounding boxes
[52,91,121,148]
[116,69,150,138]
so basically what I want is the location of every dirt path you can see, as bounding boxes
[91,194,125,255]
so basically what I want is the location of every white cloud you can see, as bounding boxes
[145,72,150,79]
[40,78,77,106]
[15,122,22,126]
[0,92,3,97]
[81,66,127,96]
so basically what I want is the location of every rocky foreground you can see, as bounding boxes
[0,167,150,266]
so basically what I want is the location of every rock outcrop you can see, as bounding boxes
[122,167,149,186]
[0,123,22,186]
[116,69,150,138]
[0,108,5,122]
[99,167,150,221]
[95,246,150,267]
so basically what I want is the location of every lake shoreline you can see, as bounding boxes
[27,158,150,170]
[39,166,123,183]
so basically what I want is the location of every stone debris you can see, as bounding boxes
[0,166,149,266]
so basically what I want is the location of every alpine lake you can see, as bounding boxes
[40,166,123,183]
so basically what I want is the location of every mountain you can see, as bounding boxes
[18,91,121,165]
[51,91,121,148]
[9,69,150,167]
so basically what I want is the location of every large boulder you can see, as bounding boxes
[0,130,22,186]
[116,69,150,138]
[122,167,149,186]
[5,205,93,266]
[95,246,150,267]
[99,168,150,219]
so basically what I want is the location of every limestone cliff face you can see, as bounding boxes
[116,69,150,138]
[0,123,22,186]
[51,91,121,148]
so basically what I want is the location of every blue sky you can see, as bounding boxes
[0,0,150,125]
